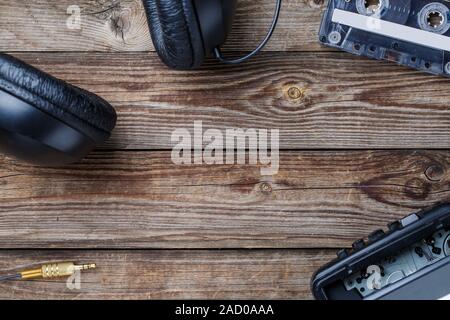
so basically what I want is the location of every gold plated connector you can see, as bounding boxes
[20,262,96,280]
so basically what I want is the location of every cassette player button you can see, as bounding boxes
[388,221,403,232]
[400,213,419,227]
[336,249,349,259]
[352,239,365,251]
[368,229,385,243]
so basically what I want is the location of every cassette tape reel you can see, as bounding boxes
[319,0,450,77]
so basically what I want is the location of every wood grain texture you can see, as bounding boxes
[8,52,450,150]
[0,250,333,299]
[0,0,326,52]
[0,150,448,249]
[1,0,450,301]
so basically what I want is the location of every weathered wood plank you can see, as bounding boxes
[0,150,448,249]
[0,0,326,52]
[7,52,450,150]
[0,249,332,299]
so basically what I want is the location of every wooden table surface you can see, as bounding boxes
[0,0,450,299]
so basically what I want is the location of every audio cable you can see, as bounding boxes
[0,262,96,282]
[214,0,283,64]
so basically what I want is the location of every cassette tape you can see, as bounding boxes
[319,0,450,77]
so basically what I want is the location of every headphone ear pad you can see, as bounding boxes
[0,53,117,165]
[143,0,205,70]
[0,54,116,140]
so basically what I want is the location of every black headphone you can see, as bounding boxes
[143,0,282,69]
[0,0,282,166]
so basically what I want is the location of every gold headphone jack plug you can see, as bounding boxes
[20,262,96,280]
[0,262,97,281]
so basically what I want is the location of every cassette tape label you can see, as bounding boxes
[319,0,450,77]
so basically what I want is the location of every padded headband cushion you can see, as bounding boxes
[143,0,205,70]
[0,53,117,140]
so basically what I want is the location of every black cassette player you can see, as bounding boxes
[311,203,450,300]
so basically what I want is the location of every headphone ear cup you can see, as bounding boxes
[0,54,116,139]
[143,0,205,70]
[0,53,117,165]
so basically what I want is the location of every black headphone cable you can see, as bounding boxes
[214,0,282,64]
[0,274,21,282]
